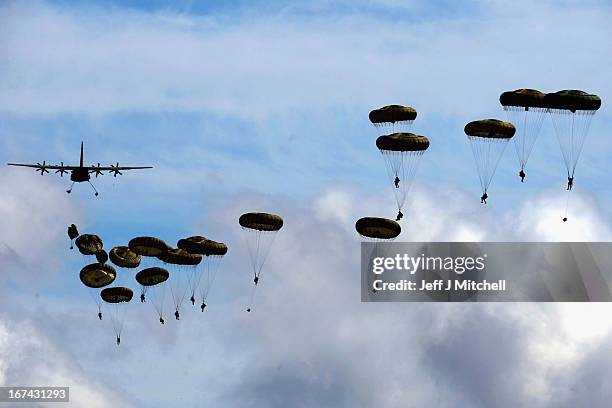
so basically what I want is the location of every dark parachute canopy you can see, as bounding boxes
[136,267,169,286]
[67,224,79,249]
[95,249,108,264]
[465,119,515,201]
[80,263,116,288]
[239,212,283,312]
[369,105,417,134]
[178,236,229,256]
[376,133,430,220]
[239,213,284,231]
[157,248,202,265]
[109,246,142,268]
[500,89,548,181]
[75,234,103,255]
[355,217,401,240]
[128,236,171,257]
[101,286,134,303]
[544,90,601,221]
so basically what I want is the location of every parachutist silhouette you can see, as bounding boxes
[116,336,120,345]
[190,295,195,305]
[246,308,251,312]
[159,317,165,325]
[254,276,259,285]
[174,310,180,320]
[200,302,206,312]
[98,312,102,320]
[394,176,400,188]
[519,169,526,182]
[481,192,488,204]
[396,210,403,221]
[563,217,568,222]
[140,293,145,303]
[567,176,574,191]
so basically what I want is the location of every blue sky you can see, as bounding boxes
[1,0,612,407]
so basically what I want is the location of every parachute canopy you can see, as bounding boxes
[95,249,108,264]
[136,267,169,286]
[355,217,401,240]
[101,286,133,303]
[376,133,430,152]
[128,236,170,257]
[178,236,228,256]
[75,234,103,255]
[110,246,141,268]
[67,224,79,240]
[369,105,417,124]
[80,263,116,288]
[499,89,547,109]
[239,213,284,232]
[464,119,516,139]
[157,248,202,266]
[545,90,601,112]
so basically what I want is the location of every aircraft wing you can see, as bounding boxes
[88,166,153,171]
[7,163,80,170]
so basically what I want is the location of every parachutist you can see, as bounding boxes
[481,192,488,204]
[563,217,568,222]
[140,293,145,303]
[567,176,574,191]
[190,295,195,305]
[116,336,120,346]
[98,312,102,320]
[396,210,403,221]
[246,308,251,312]
[519,169,525,182]
[159,317,165,325]
[200,302,206,312]
[174,310,180,320]
[394,176,400,188]
[254,276,259,285]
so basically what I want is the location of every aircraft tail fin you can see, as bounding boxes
[80,142,84,167]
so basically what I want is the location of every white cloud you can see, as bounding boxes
[0,1,610,120]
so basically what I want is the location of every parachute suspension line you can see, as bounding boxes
[200,256,222,304]
[504,106,547,172]
[87,288,103,318]
[151,283,167,320]
[380,150,423,212]
[468,136,509,194]
[549,109,594,178]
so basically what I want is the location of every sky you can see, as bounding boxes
[0,0,611,406]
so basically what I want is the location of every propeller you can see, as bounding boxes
[92,163,104,177]
[36,161,49,175]
[55,162,68,177]
[109,162,122,177]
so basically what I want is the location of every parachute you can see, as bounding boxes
[67,224,79,249]
[239,212,283,312]
[80,263,116,319]
[135,267,169,322]
[369,105,417,135]
[376,133,429,221]
[355,217,401,240]
[545,90,601,221]
[109,246,142,269]
[157,248,202,318]
[500,89,548,182]
[100,286,133,345]
[95,249,108,264]
[177,236,228,310]
[465,119,515,203]
[128,236,171,258]
[75,234,103,256]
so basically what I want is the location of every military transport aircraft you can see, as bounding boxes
[7,142,152,196]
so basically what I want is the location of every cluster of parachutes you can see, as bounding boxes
[356,90,601,245]
[71,225,228,345]
[469,89,601,220]
[70,211,284,345]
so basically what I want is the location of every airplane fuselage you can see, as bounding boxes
[70,168,90,182]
